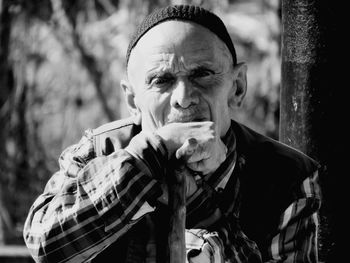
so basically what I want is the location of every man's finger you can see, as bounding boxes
[175,138,198,159]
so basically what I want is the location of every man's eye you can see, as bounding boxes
[191,69,214,79]
[153,77,172,85]
[150,74,174,86]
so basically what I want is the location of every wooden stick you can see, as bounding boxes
[167,164,187,263]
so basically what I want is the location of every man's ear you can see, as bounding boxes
[228,62,247,109]
[120,79,141,121]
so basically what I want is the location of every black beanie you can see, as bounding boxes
[126,5,237,67]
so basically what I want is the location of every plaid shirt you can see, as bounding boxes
[23,119,321,263]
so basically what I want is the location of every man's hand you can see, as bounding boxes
[156,121,227,175]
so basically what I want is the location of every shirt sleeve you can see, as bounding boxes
[268,170,322,263]
[23,129,167,263]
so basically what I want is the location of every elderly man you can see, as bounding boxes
[23,5,321,263]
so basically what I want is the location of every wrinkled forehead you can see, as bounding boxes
[128,21,232,73]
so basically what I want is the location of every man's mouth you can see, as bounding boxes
[167,116,206,123]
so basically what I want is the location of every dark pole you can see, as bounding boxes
[280,0,343,262]
[280,0,324,156]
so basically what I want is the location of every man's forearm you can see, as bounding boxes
[23,132,166,263]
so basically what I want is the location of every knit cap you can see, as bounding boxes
[126,5,237,67]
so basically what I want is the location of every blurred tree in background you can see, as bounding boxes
[0,0,280,246]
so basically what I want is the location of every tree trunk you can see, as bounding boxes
[280,0,342,261]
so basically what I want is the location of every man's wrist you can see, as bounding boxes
[125,131,168,179]
[154,129,177,159]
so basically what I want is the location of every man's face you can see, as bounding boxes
[125,21,244,137]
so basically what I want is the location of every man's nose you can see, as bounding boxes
[170,79,199,109]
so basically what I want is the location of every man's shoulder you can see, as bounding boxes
[92,116,137,136]
[235,121,321,248]
[265,137,320,174]
[92,116,141,155]
[233,121,320,174]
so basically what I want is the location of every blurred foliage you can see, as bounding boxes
[0,0,280,245]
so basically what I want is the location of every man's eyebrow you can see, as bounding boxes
[187,61,219,72]
[191,62,215,69]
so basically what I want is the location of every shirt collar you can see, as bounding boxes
[204,121,237,187]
